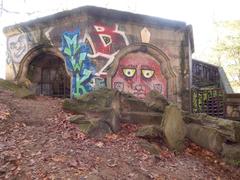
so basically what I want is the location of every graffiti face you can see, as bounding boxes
[61,30,96,98]
[112,52,167,99]
[7,34,28,63]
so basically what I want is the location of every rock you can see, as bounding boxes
[222,143,240,166]
[145,90,169,112]
[135,125,162,139]
[183,112,240,143]
[186,123,224,153]
[69,115,113,138]
[121,112,162,124]
[15,87,35,99]
[0,79,35,99]
[161,104,186,151]
[102,110,120,133]
[63,88,118,113]
[63,99,83,114]
[138,139,161,155]
[65,88,121,134]
[69,114,86,124]
[87,121,113,138]
[81,108,120,133]
[0,79,18,91]
[78,121,93,133]
[110,91,121,132]
[120,96,149,112]
[64,88,168,140]
[78,119,112,138]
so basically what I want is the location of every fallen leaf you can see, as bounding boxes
[68,159,78,168]
[95,142,104,148]
[107,159,117,167]
[51,155,67,162]
[105,134,118,140]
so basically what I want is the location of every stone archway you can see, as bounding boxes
[16,45,70,97]
[107,43,177,101]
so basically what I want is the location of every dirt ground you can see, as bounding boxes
[0,88,239,180]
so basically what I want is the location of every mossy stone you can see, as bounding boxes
[0,79,35,99]
[63,88,118,113]
[135,125,162,139]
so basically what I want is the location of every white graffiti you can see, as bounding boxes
[7,34,29,64]
[45,27,54,45]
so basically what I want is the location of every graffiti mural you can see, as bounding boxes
[6,34,31,78]
[112,52,167,99]
[6,26,54,79]
[7,34,29,64]
[61,30,96,98]
[84,23,129,75]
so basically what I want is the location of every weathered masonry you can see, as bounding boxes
[3,6,194,110]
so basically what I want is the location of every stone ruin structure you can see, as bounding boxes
[3,6,240,165]
[3,6,194,111]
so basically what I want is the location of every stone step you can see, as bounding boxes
[120,111,162,124]
[120,97,149,112]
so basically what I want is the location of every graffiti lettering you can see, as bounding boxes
[90,24,129,54]
[84,23,129,75]
[61,30,96,98]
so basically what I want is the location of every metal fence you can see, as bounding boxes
[191,88,240,121]
[191,88,225,118]
[192,59,220,88]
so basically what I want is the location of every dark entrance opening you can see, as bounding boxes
[27,53,70,98]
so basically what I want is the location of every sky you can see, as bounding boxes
[0,0,240,78]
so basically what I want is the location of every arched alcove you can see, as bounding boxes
[107,43,177,101]
[16,45,70,97]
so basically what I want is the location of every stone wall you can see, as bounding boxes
[225,94,240,121]
[3,6,194,110]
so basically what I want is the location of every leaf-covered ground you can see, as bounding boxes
[0,88,239,179]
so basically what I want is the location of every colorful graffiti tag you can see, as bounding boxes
[61,24,128,97]
[112,52,167,99]
[89,24,129,55]
[61,30,96,98]
[84,23,129,75]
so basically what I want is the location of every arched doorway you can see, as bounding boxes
[16,46,70,98]
[27,53,70,97]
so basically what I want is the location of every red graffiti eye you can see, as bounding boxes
[141,69,154,79]
[123,68,136,78]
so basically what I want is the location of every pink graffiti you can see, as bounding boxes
[112,52,167,99]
